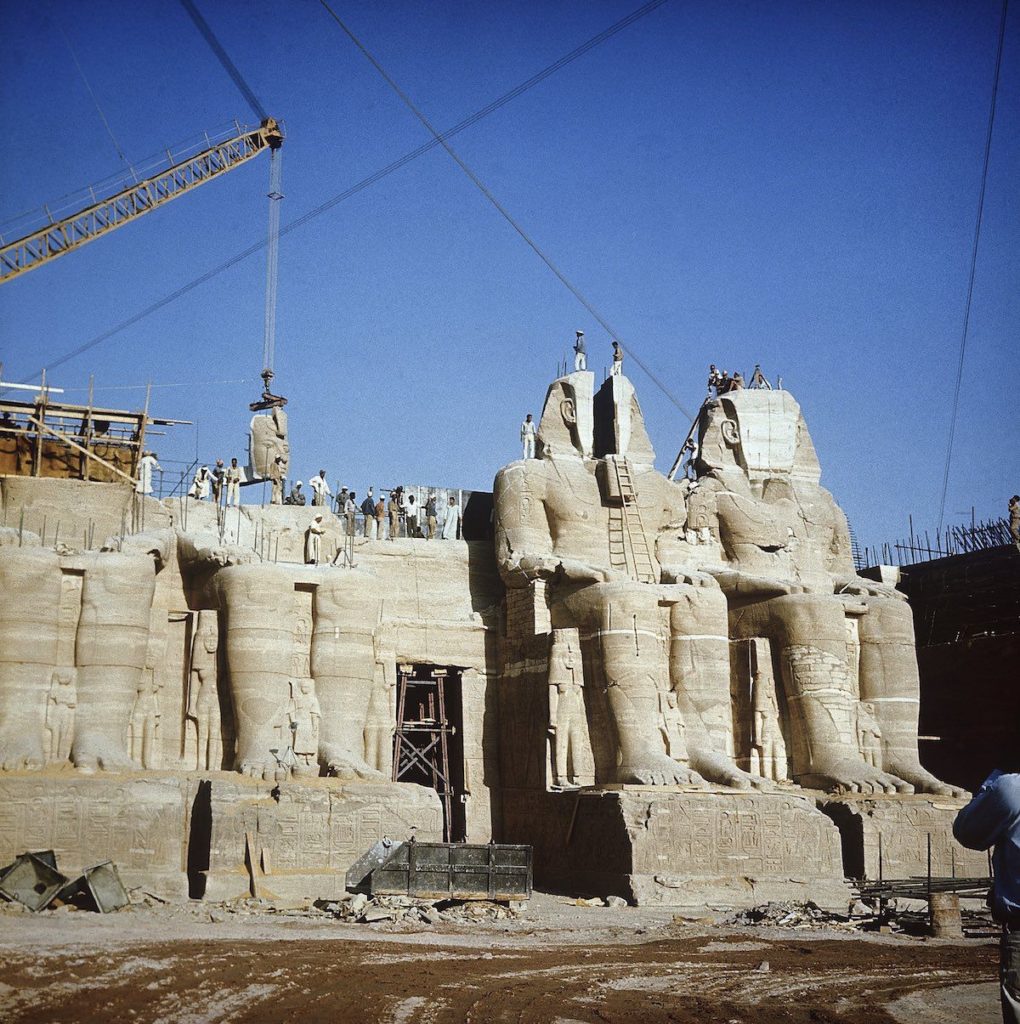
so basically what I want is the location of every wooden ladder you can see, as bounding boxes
[610,456,657,583]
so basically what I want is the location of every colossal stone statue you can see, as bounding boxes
[691,389,963,797]
[494,370,760,789]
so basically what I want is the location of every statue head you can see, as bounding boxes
[697,389,821,487]
[249,409,290,478]
[592,373,656,465]
[51,668,75,689]
[536,372,594,459]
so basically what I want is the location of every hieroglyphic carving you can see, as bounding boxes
[634,792,840,878]
[0,777,185,875]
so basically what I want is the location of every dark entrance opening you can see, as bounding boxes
[392,665,466,842]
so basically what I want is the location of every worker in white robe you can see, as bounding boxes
[441,496,460,540]
[305,514,326,565]
[309,470,332,508]
[189,465,211,500]
[136,451,161,495]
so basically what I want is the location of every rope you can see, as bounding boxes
[50,6,131,169]
[14,0,672,385]
[318,0,695,421]
[937,0,1009,532]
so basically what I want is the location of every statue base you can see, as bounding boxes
[820,794,986,880]
[0,772,443,902]
[500,785,849,909]
[0,772,191,896]
[201,776,444,901]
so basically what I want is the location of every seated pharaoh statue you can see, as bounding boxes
[494,368,768,790]
[685,388,964,797]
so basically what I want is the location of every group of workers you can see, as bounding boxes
[707,363,774,397]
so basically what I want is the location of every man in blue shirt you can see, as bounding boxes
[954,770,1020,1023]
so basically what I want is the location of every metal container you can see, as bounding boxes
[0,852,68,911]
[347,840,531,901]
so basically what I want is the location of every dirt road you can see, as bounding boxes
[0,897,1000,1024]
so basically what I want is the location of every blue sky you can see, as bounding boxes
[1,0,1017,551]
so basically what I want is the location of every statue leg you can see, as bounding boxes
[215,567,293,779]
[562,582,703,787]
[73,553,156,771]
[0,549,60,770]
[310,583,382,780]
[857,597,965,797]
[667,582,767,789]
[739,593,912,794]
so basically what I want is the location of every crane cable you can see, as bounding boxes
[14,0,670,383]
[317,0,694,421]
[179,0,281,376]
[178,0,268,123]
[938,0,1008,532]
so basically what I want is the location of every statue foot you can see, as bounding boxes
[239,759,280,781]
[884,761,968,799]
[73,741,138,773]
[0,734,46,771]
[615,754,706,788]
[799,759,914,796]
[322,745,386,781]
[690,750,772,791]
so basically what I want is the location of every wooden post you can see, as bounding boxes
[83,375,94,482]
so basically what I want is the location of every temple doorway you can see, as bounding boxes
[392,664,466,842]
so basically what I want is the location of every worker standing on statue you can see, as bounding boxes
[954,769,1020,1023]
[309,469,331,508]
[211,459,226,504]
[573,331,587,371]
[520,414,536,459]
[224,458,241,507]
[611,340,623,376]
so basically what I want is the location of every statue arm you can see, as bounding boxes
[709,567,800,599]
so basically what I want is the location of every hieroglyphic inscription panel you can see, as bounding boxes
[206,779,443,877]
[826,796,987,879]
[629,791,841,879]
[0,776,187,883]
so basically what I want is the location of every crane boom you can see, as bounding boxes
[0,117,283,285]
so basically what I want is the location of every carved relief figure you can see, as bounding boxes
[750,665,787,782]
[695,389,964,796]
[364,654,396,776]
[658,687,688,764]
[129,674,161,769]
[288,678,321,777]
[494,370,753,790]
[186,611,222,771]
[548,628,587,788]
[856,701,883,769]
[45,668,76,764]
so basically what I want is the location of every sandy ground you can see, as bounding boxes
[0,893,1001,1024]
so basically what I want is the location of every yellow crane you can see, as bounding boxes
[0,117,283,285]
